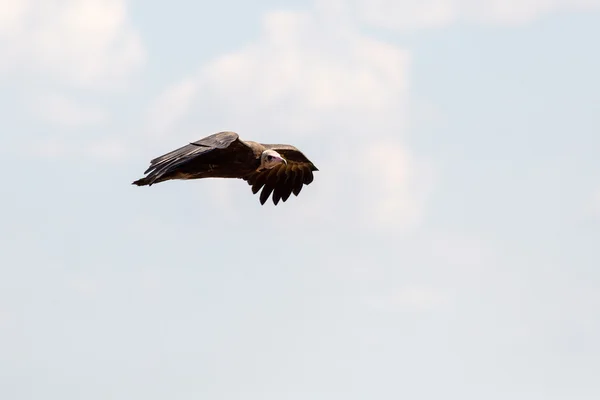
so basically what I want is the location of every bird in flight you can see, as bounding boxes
[132,131,318,205]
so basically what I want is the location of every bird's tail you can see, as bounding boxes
[132,177,151,186]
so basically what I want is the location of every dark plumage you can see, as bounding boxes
[132,131,318,205]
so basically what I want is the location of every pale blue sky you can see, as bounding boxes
[1,1,599,399]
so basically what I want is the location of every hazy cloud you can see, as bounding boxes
[146,77,200,137]
[0,0,145,88]
[590,188,600,218]
[31,136,130,162]
[364,285,448,312]
[350,0,600,31]
[33,93,108,127]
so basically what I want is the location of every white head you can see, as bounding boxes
[259,149,287,170]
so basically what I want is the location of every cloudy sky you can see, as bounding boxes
[1,0,599,399]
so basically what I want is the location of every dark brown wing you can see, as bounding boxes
[133,131,256,186]
[243,144,318,205]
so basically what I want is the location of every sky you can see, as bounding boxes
[1,0,599,399]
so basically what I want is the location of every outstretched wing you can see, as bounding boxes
[244,144,318,205]
[138,131,253,185]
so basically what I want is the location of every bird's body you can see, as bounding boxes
[132,131,318,205]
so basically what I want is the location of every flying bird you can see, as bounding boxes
[132,131,318,205]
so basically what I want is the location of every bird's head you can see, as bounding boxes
[260,149,287,170]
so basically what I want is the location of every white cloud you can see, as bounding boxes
[1,1,143,160]
[203,11,409,132]
[149,9,410,135]
[34,93,107,127]
[0,0,144,89]
[146,8,427,230]
[0,0,30,34]
[468,0,600,25]
[349,0,600,31]
[352,0,457,31]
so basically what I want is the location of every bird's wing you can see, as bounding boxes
[243,144,318,205]
[141,131,253,184]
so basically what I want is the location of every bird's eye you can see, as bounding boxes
[267,155,273,161]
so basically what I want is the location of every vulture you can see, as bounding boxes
[132,131,318,205]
